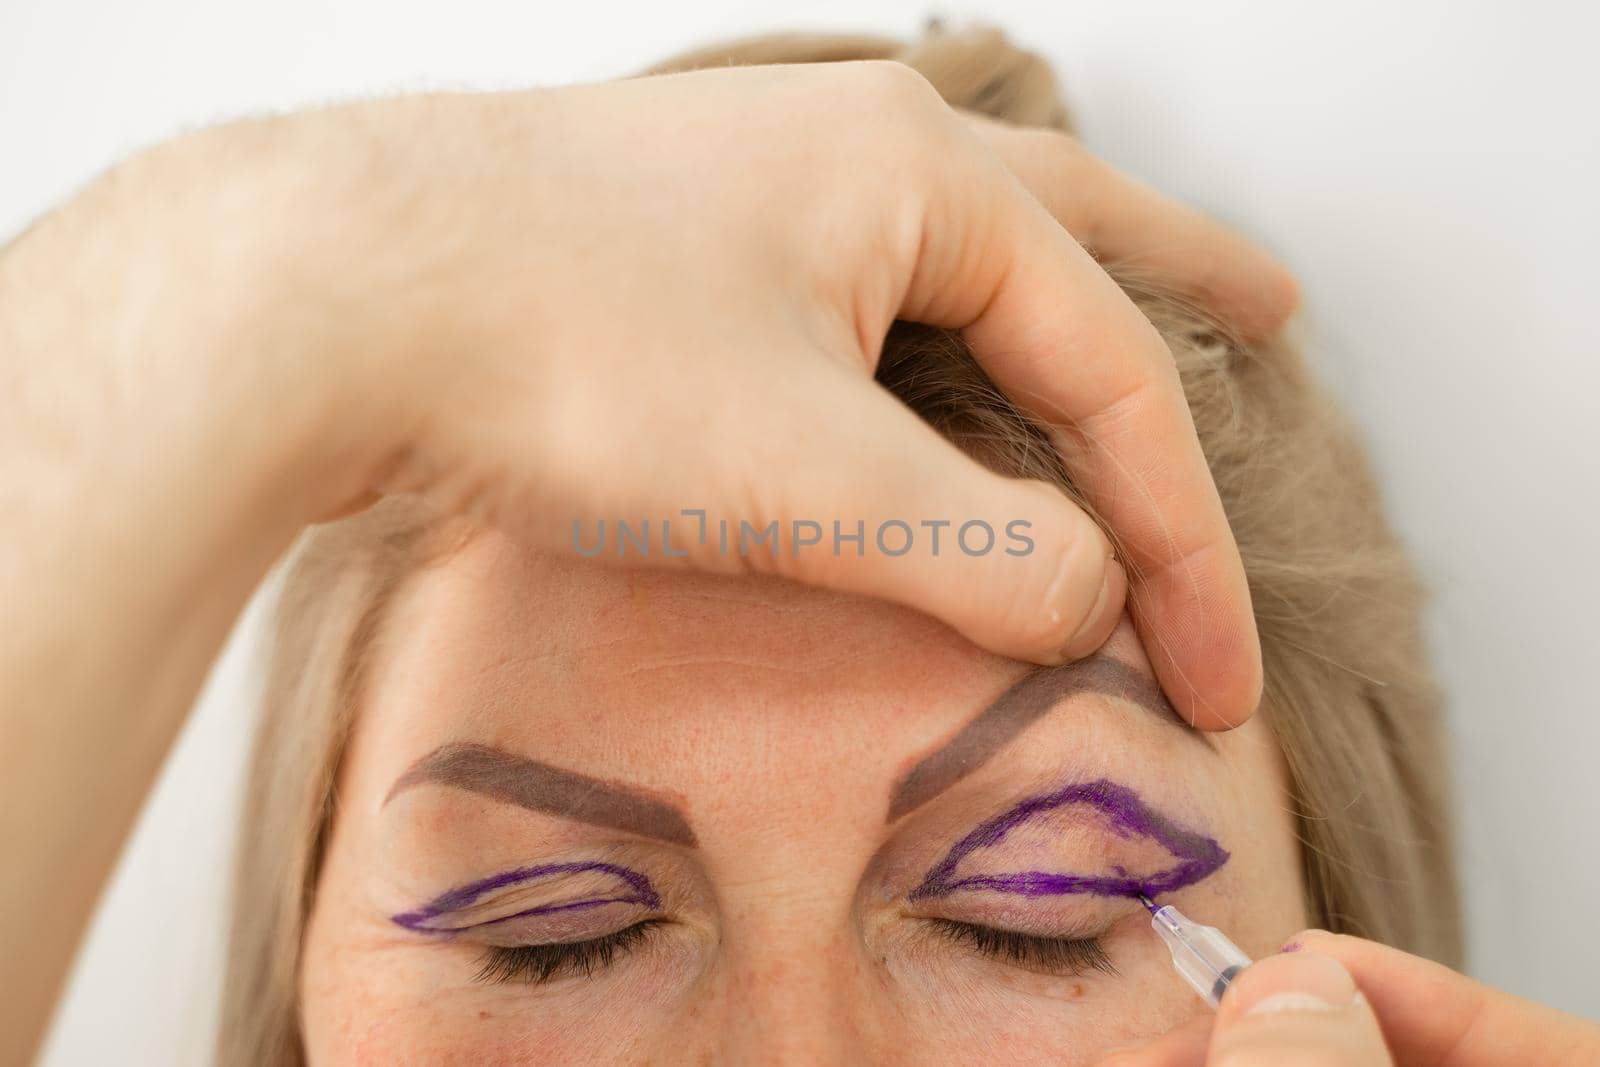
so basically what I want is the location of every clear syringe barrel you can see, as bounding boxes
[1150,904,1253,1009]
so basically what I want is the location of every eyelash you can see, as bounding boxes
[474,920,664,985]
[927,918,1118,977]
[471,917,1116,986]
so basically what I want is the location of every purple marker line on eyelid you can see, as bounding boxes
[391,861,661,932]
[909,779,1228,903]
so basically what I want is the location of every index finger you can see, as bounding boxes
[959,109,1300,344]
[899,88,1262,729]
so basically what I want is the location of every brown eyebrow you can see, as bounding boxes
[887,655,1202,822]
[385,742,697,847]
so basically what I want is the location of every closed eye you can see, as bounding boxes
[926,918,1118,977]
[910,779,1229,905]
[474,919,665,985]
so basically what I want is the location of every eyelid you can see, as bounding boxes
[475,919,666,985]
[909,778,1228,905]
[393,860,662,935]
[418,892,650,937]
[925,917,1119,977]
[903,891,1120,940]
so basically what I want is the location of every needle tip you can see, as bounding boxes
[1137,892,1158,913]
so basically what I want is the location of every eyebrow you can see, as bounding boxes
[887,655,1201,821]
[385,742,697,847]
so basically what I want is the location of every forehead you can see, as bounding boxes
[353,527,1169,812]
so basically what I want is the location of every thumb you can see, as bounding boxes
[750,366,1124,665]
[1206,950,1393,1066]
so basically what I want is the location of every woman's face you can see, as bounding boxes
[301,529,1307,1065]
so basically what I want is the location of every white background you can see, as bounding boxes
[4,0,1596,1061]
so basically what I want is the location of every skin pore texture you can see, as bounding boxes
[301,528,1308,1064]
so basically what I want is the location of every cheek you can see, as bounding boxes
[881,953,1209,1064]
[300,946,677,1066]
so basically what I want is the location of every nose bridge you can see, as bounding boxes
[715,916,883,1066]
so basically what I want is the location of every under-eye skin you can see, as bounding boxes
[474,919,667,985]
[926,918,1118,977]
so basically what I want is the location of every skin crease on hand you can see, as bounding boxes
[300,527,1308,1065]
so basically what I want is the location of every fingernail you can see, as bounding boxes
[1059,556,1125,660]
[1235,954,1357,1017]
[1247,991,1343,1015]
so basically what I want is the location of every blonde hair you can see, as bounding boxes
[219,23,1462,1065]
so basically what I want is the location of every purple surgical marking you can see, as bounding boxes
[909,778,1228,903]
[392,861,661,933]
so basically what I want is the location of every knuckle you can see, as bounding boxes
[796,60,951,181]
[839,60,952,150]
[847,57,943,107]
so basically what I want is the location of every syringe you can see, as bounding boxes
[1138,893,1252,1009]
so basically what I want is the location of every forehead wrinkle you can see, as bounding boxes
[608,645,885,680]
[600,593,964,682]
[886,655,1205,822]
